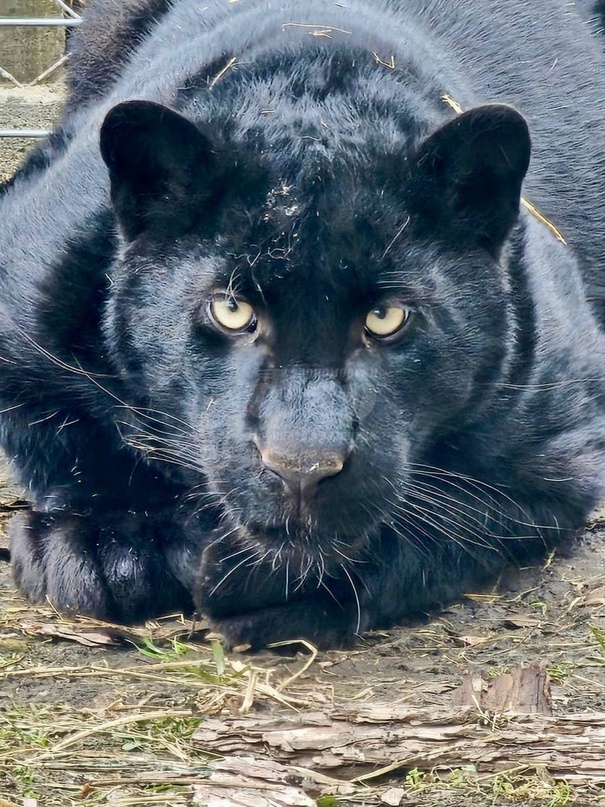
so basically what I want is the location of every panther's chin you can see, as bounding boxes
[239,518,372,570]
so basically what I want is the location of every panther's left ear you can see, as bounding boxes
[411,104,531,250]
[100,100,218,241]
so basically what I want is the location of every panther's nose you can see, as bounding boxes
[261,450,345,498]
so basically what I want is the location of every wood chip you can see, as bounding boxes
[192,665,605,786]
[380,788,405,806]
[193,755,317,807]
[452,660,552,715]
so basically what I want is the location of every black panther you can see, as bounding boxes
[2,0,605,650]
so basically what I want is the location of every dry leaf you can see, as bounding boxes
[21,621,130,647]
[453,634,490,647]
[584,586,605,606]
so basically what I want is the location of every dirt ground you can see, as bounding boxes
[1,85,605,807]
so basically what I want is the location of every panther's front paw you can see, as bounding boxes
[195,534,368,650]
[206,596,366,652]
[10,510,192,623]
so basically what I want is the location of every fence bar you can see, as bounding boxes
[54,0,81,19]
[0,5,81,139]
[31,54,68,85]
[0,18,81,27]
[0,130,51,138]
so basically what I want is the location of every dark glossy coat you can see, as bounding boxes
[2,0,605,648]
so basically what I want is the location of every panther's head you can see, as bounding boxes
[100,96,530,572]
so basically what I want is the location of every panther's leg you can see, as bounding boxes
[3,406,205,623]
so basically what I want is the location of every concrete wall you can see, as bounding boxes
[0,0,66,83]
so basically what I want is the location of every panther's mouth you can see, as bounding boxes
[205,465,389,572]
[241,518,371,569]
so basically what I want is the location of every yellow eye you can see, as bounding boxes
[209,294,257,333]
[365,304,411,339]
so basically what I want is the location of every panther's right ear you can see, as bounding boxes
[410,104,531,252]
[100,100,217,241]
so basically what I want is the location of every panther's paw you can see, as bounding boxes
[9,510,192,623]
[206,596,366,652]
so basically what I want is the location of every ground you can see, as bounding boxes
[1,84,605,807]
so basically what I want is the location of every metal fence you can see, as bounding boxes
[0,0,82,138]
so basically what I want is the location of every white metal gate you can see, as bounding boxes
[0,0,81,137]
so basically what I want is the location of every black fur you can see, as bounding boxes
[2,0,605,650]
[64,0,174,113]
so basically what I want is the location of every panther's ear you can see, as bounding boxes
[411,104,531,251]
[100,100,216,241]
